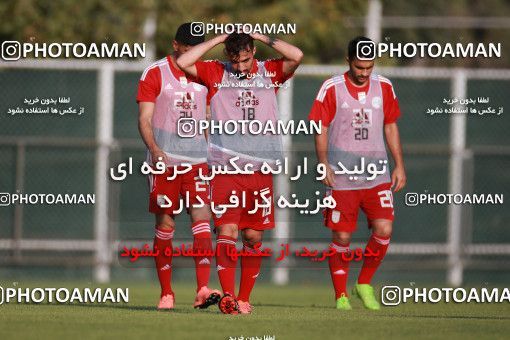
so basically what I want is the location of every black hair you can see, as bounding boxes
[347,36,373,61]
[174,22,205,46]
[224,33,254,58]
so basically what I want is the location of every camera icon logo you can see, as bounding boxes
[405,192,419,207]
[190,22,205,37]
[356,40,376,61]
[1,41,21,61]
[381,286,401,306]
[177,118,197,138]
[0,193,11,206]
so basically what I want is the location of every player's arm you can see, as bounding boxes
[381,78,406,192]
[310,82,336,187]
[250,33,303,76]
[314,127,335,187]
[384,122,406,192]
[138,102,168,164]
[176,34,228,77]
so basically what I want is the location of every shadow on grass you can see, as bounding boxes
[252,303,329,309]
[74,304,214,314]
[375,314,510,321]
[25,303,214,314]
[24,302,510,320]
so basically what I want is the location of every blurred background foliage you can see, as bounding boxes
[0,0,508,66]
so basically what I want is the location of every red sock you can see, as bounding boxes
[153,227,174,297]
[191,220,213,292]
[216,235,237,296]
[328,240,351,299]
[358,233,391,284]
[237,241,263,302]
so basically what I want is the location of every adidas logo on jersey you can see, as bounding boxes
[341,101,349,109]
[263,217,270,224]
[199,258,210,265]
[216,265,226,271]
[160,264,171,271]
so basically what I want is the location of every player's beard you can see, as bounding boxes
[357,76,368,84]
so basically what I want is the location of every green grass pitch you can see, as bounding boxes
[1,282,509,340]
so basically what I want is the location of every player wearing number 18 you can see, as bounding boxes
[177,32,303,314]
[309,36,407,311]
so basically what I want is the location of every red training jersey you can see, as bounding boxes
[194,57,293,100]
[136,55,205,104]
[308,71,401,126]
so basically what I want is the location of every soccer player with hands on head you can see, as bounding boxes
[177,30,303,314]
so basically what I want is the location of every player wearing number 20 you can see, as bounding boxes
[309,36,407,311]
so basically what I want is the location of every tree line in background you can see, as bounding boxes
[1,0,508,67]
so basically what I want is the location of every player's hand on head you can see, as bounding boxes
[217,34,228,43]
[391,166,406,192]
[249,32,264,41]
